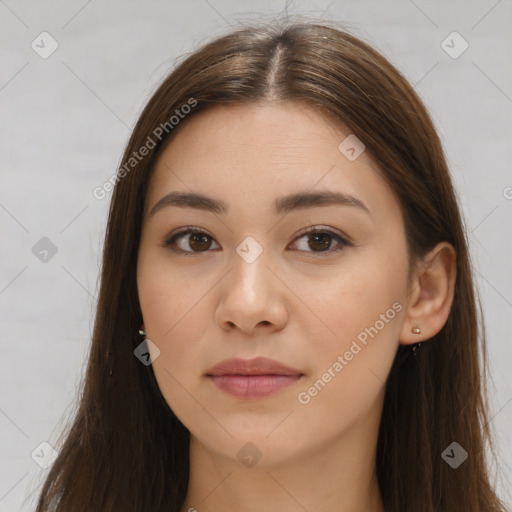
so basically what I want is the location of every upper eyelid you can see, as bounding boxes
[165,225,350,251]
[166,225,347,241]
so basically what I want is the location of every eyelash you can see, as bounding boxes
[163,225,352,257]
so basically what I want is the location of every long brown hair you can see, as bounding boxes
[33,19,507,511]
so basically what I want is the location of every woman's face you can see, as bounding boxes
[137,102,411,467]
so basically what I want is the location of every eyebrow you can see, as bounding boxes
[149,190,370,217]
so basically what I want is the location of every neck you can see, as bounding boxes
[179,408,384,512]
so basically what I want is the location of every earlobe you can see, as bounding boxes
[399,242,456,345]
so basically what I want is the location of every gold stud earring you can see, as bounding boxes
[411,327,422,356]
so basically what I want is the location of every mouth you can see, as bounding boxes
[207,374,303,399]
[205,357,304,400]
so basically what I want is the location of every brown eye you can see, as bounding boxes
[164,225,350,257]
[291,226,350,255]
[306,232,332,252]
[187,233,213,252]
[164,229,219,255]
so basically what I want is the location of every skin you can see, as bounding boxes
[136,102,456,512]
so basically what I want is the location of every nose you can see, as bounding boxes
[215,245,289,335]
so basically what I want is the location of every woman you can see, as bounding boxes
[35,20,507,512]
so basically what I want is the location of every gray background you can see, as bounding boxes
[1,1,511,510]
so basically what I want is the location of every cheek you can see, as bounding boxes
[137,247,211,338]
[300,252,404,352]
[143,298,212,432]
[291,292,402,442]
[138,269,211,368]
[295,249,405,410]
[137,253,215,423]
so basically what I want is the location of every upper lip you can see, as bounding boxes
[206,357,303,376]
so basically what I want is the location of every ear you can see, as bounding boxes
[399,242,456,345]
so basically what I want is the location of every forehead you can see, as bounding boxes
[146,102,398,221]
[156,101,355,169]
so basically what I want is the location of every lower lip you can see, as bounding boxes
[208,374,303,399]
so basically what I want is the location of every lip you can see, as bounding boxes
[206,357,304,399]
[206,356,302,376]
